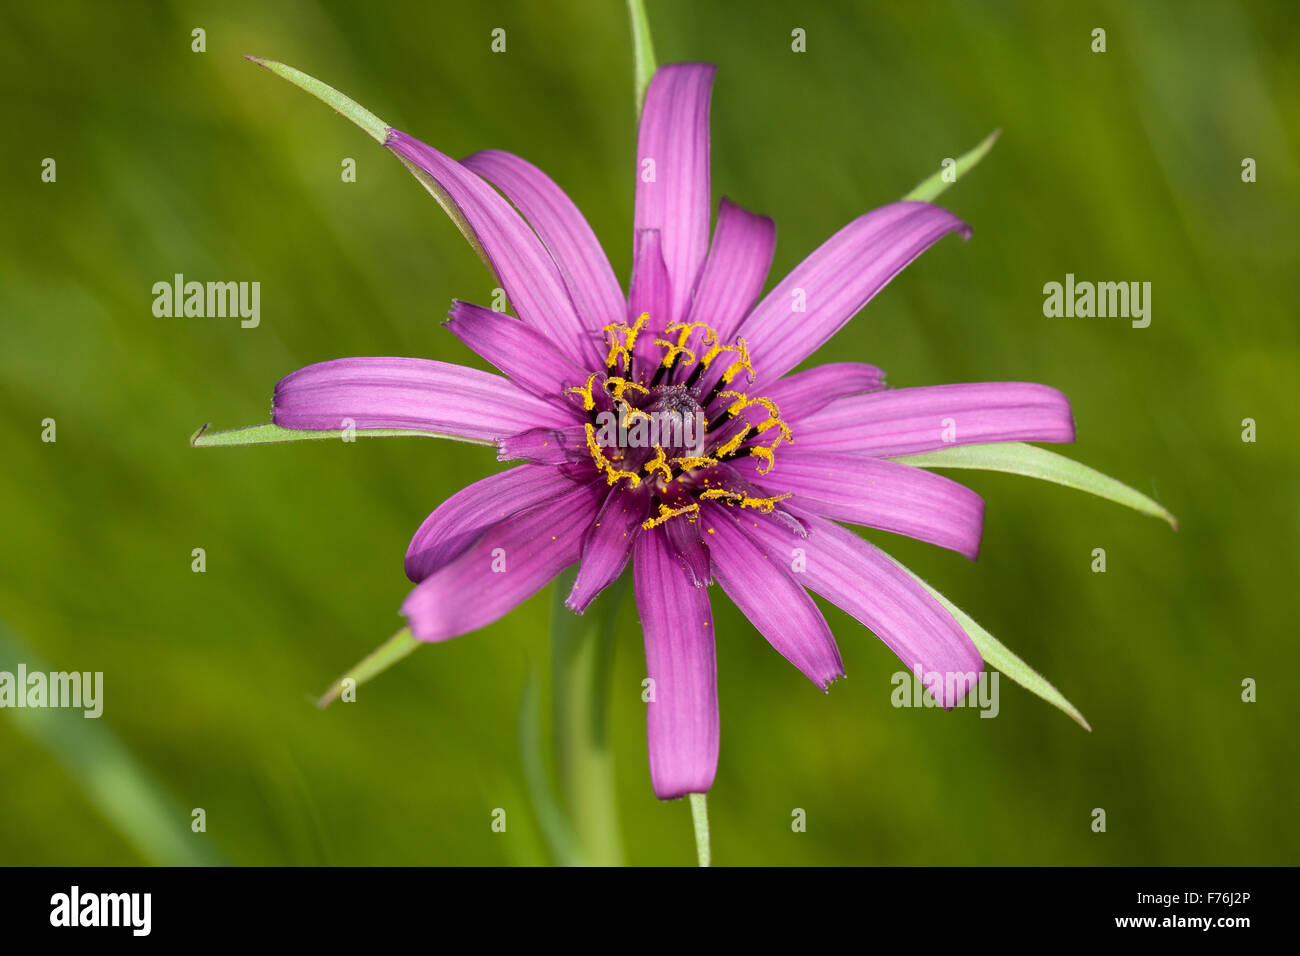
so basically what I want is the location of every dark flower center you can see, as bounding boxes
[565,312,795,529]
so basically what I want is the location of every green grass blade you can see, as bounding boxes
[517,670,586,866]
[0,620,223,865]
[626,0,658,115]
[893,441,1178,528]
[316,627,421,709]
[191,423,492,448]
[903,129,1001,202]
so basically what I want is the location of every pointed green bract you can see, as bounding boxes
[316,627,420,709]
[903,129,1001,202]
[246,56,389,143]
[892,565,1091,730]
[688,792,711,867]
[626,0,658,115]
[191,423,492,448]
[892,441,1178,528]
[246,57,493,272]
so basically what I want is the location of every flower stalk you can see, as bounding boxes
[550,569,626,866]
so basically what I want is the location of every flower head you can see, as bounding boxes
[265,64,1075,799]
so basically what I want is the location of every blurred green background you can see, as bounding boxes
[1,0,1297,866]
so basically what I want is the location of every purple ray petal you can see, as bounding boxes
[790,382,1076,457]
[739,450,985,559]
[273,357,574,439]
[634,529,718,799]
[628,228,673,379]
[402,480,604,641]
[567,485,651,613]
[496,424,589,465]
[634,64,716,326]
[702,502,845,689]
[684,197,776,346]
[385,129,600,368]
[405,464,586,582]
[461,148,625,343]
[737,202,971,381]
[742,507,982,708]
[664,510,712,587]
[446,300,590,402]
[755,362,886,423]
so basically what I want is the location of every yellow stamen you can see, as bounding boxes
[642,501,700,529]
[584,422,642,487]
[718,390,781,420]
[699,488,792,513]
[564,373,599,411]
[719,338,753,385]
[699,341,736,369]
[670,455,719,471]
[653,339,696,367]
[712,426,753,459]
[644,445,672,482]
[604,376,649,403]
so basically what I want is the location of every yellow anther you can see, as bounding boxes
[719,339,754,385]
[753,416,793,442]
[602,312,650,370]
[644,445,673,482]
[712,426,753,459]
[642,501,701,530]
[749,445,776,475]
[670,455,719,471]
[699,341,736,369]
[604,376,649,403]
[700,489,793,513]
[584,422,642,487]
[658,321,711,368]
[653,339,696,368]
[718,390,782,420]
[564,373,599,411]
[618,404,653,428]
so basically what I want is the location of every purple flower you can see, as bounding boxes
[269,64,1074,800]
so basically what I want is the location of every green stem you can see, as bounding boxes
[689,793,710,867]
[550,569,626,866]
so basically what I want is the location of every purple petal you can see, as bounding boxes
[737,202,971,381]
[567,486,651,613]
[742,508,982,708]
[664,510,712,587]
[385,129,601,368]
[791,382,1076,457]
[702,502,845,689]
[628,228,673,378]
[740,450,985,560]
[405,465,586,582]
[634,529,718,799]
[446,300,590,402]
[273,357,574,440]
[685,197,776,345]
[461,148,625,341]
[634,64,716,326]
[402,480,604,641]
[497,424,589,466]
[757,362,887,422]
